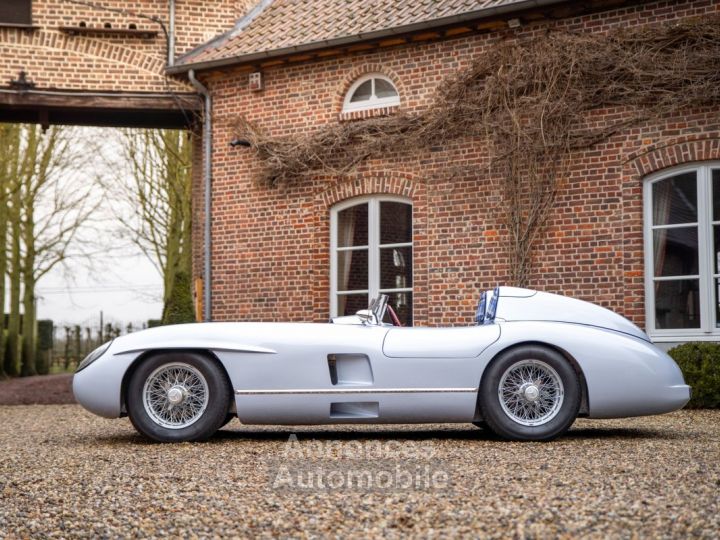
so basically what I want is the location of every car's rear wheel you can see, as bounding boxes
[127,352,231,442]
[479,345,580,441]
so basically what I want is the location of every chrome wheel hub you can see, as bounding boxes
[498,359,564,427]
[521,383,540,402]
[142,363,209,430]
[167,386,187,405]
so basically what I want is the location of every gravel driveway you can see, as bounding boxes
[0,405,718,538]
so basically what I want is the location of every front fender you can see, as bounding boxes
[73,349,140,418]
[73,324,280,418]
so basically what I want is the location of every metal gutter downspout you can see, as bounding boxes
[187,69,212,322]
[168,0,175,66]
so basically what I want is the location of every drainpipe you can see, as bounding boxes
[188,69,212,322]
[167,0,175,66]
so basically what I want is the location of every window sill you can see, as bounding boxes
[649,333,720,343]
[0,23,39,31]
[338,105,399,122]
[59,26,158,39]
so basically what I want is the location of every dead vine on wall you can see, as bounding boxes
[235,15,720,286]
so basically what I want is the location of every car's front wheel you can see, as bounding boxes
[479,345,580,441]
[127,352,232,442]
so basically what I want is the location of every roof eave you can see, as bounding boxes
[166,0,570,75]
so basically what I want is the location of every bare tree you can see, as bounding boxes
[27,127,100,373]
[2,124,24,376]
[0,153,5,377]
[107,129,194,324]
[1,124,99,376]
[0,124,21,376]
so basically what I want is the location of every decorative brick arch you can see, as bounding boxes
[620,134,720,328]
[310,171,430,324]
[318,171,426,207]
[333,63,406,120]
[625,134,720,177]
[0,27,187,92]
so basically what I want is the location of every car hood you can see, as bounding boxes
[105,321,390,356]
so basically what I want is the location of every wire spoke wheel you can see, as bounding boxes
[142,362,210,430]
[498,359,564,427]
[480,346,580,441]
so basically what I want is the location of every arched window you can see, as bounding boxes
[644,163,720,339]
[342,74,400,113]
[330,196,413,325]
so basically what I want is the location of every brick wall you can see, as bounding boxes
[197,0,720,328]
[0,0,243,92]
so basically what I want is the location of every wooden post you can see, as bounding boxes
[194,278,203,322]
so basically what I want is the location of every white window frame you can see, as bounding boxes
[643,162,719,341]
[342,74,400,113]
[330,195,413,319]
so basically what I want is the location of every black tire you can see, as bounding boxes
[479,345,580,441]
[472,421,489,430]
[127,351,232,443]
[220,413,235,429]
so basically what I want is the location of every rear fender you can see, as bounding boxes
[481,321,687,418]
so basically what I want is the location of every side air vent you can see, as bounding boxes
[330,402,379,419]
[327,354,373,386]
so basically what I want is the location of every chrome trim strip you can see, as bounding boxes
[114,345,276,355]
[235,387,478,395]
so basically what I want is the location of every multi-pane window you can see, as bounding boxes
[342,74,400,113]
[644,164,720,339]
[0,0,32,25]
[331,196,413,325]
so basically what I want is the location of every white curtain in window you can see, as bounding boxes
[337,211,356,292]
[652,180,672,280]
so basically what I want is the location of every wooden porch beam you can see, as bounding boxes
[0,89,201,129]
[0,90,201,112]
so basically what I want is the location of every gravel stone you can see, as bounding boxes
[0,405,718,538]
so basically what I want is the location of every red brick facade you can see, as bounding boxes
[0,1,252,93]
[2,1,719,339]
[196,0,720,338]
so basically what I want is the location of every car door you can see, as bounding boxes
[230,322,390,424]
[364,325,501,423]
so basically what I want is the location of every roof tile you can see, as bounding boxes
[177,0,530,67]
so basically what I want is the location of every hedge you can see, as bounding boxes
[668,342,720,409]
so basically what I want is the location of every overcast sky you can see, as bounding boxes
[35,252,163,329]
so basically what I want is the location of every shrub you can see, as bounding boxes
[668,342,720,409]
[37,320,54,351]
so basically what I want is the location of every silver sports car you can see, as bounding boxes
[73,287,690,442]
